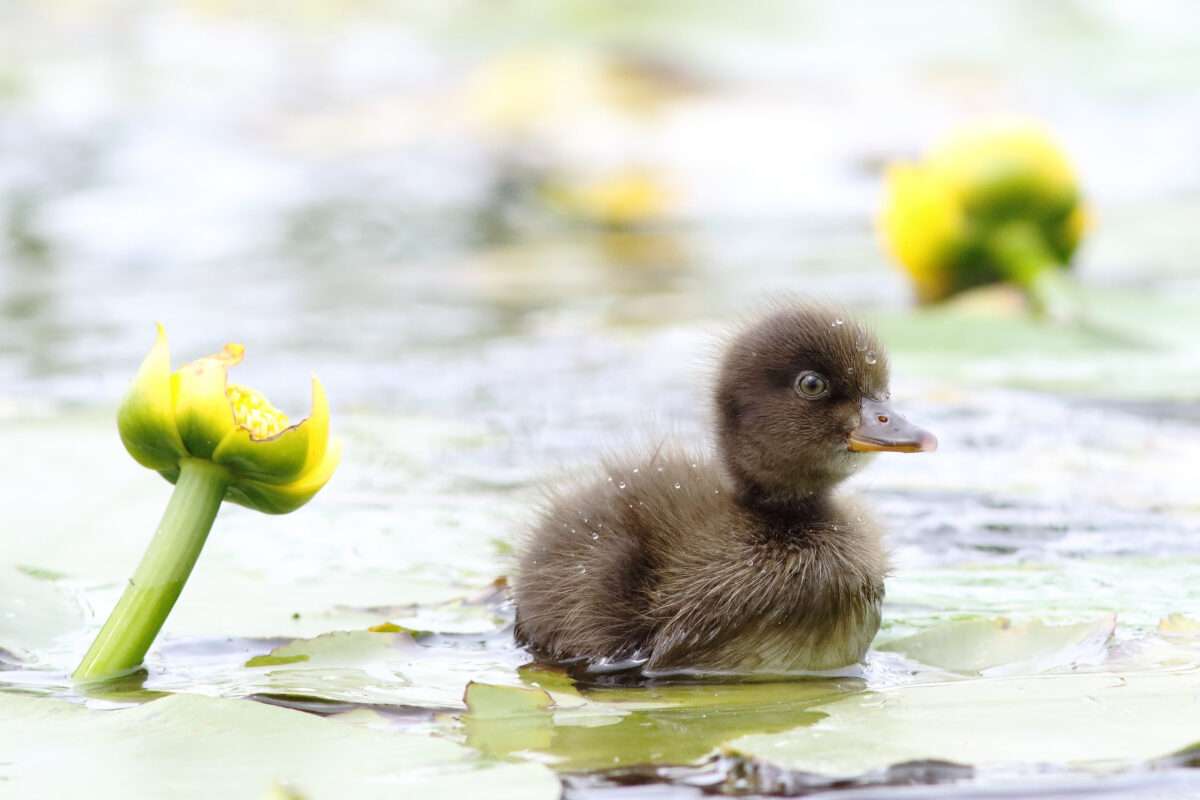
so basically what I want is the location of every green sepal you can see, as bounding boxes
[223,439,342,515]
[116,324,187,471]
[210,377,330,485]
[211,424,311,485]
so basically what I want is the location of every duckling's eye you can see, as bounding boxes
[795,371,829,398]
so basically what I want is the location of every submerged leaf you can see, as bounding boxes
[448,678,858,771]
[464,681,554,718]
[462,682,556,755]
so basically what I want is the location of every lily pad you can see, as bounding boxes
[462,682,556,755]
[0,692,559,799]
[877,614,1115,675]
[450,677,862,771]
[464,681,554,718]
[876,288,1200,398]
[726,670,1200,778]
[0,565,87,667]
[148,630,530,709]
[884,558,1200,635]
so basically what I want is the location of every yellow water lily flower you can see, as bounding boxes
[75,327,340,682]
[879,118,1088,310]
[927,119,1080,222]
[118,324,340,514]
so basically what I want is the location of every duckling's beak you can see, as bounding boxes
[848,398,938,453]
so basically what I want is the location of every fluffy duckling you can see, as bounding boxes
[512,302,936,675]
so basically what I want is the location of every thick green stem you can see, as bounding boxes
[74,458,230,681]
[985,220,1076,320]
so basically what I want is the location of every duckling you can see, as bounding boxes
[512,302,936,675]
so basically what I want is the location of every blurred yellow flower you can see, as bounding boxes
[544,168,672,229]
[928,120,1080,220]
[118,324,340,515]
[880,163,967,303]
[880,119,1088,307]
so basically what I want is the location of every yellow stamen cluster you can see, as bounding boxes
[227,383,290,439]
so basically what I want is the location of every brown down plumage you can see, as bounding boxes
[512,301,936,677]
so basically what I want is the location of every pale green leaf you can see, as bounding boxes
[174,630,531,709]
[0,692,559,799]
[464,681,553,718]
[726,671,1200,777]
[877,614,1115,675]
[0,565,87,666]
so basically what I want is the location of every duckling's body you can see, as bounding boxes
[517,456,886,673]
[513,303,935,675]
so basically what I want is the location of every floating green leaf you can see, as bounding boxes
[462,682,556,755]
[464,681,554,718]
[876,288,1200,398]
[174,630,530,709]
[726,671,1200,778]
[0,693,559,799]
[0,565,87,667]
[448,677,861,771]
[877,614,1115,675]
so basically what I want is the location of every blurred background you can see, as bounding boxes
[4,0,1200,410]
[5,0,1200,652]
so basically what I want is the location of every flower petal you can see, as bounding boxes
[298,375,330,475]
[225,438,343,515]
[117,324,187,471]
[171,344,243,460]
[211,376,330,485]
[211,425,309,485]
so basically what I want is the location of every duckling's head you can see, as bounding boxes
[715,303,936,508]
